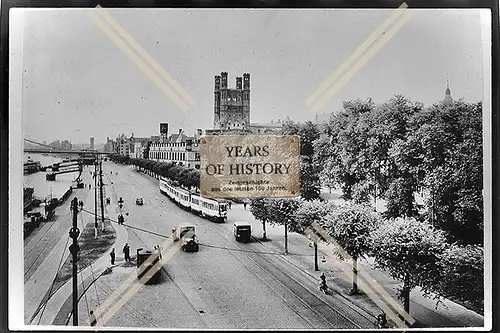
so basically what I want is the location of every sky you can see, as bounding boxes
[14,8,486,144]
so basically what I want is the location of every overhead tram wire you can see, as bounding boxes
[79,208,314,257]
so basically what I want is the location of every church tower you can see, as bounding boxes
[444,81,452,104]
[213,71,251,131]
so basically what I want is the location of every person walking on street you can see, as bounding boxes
[228,201,232,210]
[110,248,115,265]
[89,310,97,326]
[123,243,130,262]
[156,244,163,260]
[243,202,247,210]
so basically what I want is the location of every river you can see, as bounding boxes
[23,153,80,200]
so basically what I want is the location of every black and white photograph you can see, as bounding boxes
[8,5,492,330]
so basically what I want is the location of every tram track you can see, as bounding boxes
[113,164,372,329]
[103,164,209,328]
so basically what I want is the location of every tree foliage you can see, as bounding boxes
[282,120,321,200]
[293,199,337,236]
[370,217,447,314]
[322,203,380,261]
[315,96,483,245]
[436,244,484,313]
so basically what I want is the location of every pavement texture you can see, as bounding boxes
[24,163,486,330]
[227,195,485,329]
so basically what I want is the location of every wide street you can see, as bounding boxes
[71,160,376,329]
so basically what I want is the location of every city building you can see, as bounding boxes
[116,133,134,157]
[148,125,202,169]
[61,140,72,150]
[90,137,95,150]
[104,137,118,153]
[209,71,283,136]
[444,81,452,104]
[213,72,250,131]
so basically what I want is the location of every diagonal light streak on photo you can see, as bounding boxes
[306,222,416,328]
[310,9,414,113]
[306,2,408,108]
[304,229,409,329]
[94,235,180,326]
[88,10,190,112]
[95,5,196,107]
[93,236,179,328]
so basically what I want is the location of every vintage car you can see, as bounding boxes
[136,197,144,205]
[171,224,199,252]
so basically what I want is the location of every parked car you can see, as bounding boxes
[136,197,144,205]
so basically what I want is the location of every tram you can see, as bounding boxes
[159,176,228,222]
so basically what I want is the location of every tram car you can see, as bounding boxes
[159,177,228,222]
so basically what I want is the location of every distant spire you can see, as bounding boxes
[444,80,452,103]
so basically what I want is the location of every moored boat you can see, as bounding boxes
[24,157,41,174]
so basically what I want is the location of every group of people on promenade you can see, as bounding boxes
[109,243,131,265]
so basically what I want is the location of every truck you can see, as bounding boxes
[171,224,199,252]
[136,248,161,284]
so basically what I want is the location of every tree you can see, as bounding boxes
[167,165,183,184]
[283,120,321,201]
[370,217,447,319]
[410,100,483,245]
[294,199,337,270]
[300,156,321,200]
[322,203,380,295]
[249,198,271,240]
[436,244,484,313]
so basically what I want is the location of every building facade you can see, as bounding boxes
[213,72,251,131]
[148,125,202,169]
[104,137,117,153]
[116,133,135,157]
[209,71,283,136]
[90,137,95,150]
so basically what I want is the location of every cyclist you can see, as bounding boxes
[318,273,328,292]
[375,312,388,328]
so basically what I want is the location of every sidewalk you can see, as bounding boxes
[29,187,128,326]
[24,175,92,324]
[227,203,485,329]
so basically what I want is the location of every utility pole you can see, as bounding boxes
[99,157,105,232]
[284,219,289,255]
[314,241,319,271]
[69,197,80,326]
[94,158,98,239]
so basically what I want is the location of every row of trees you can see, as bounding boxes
[313,96,483,245]
[249,96,484,316]
[107,154,200,191]
[249,198,484,317]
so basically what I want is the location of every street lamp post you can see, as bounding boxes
[94,159,98,239]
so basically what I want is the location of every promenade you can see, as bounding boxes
[227,201,485,329]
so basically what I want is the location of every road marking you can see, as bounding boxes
[89,6,194,112]
[306,3,412,113]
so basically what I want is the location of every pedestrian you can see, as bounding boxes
[243,202,247,210]
[157,244,163,260]
[110,248,115,265]
[123,243,130,262]
[89,184,91,190]
[89,310,97,326]
[228,201,232,210]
